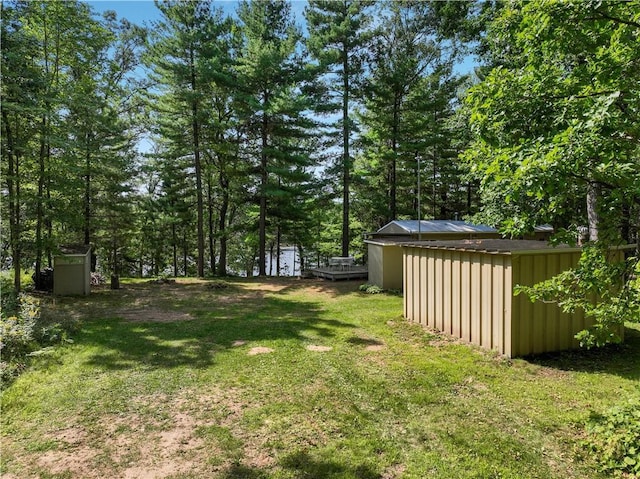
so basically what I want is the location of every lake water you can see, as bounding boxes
[252,246,302,277]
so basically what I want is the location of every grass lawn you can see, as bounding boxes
[1,277,639,479]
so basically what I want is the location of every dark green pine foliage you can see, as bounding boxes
[199,19,241,277]
[356,1,468,231]
[357,0,440,227]
[64,13,145,278]
[236,0,315,276]
[305,0,372,257]
[146,0,231,277]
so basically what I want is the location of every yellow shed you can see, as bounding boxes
[365,220,501,291]
[402,239,626,357]
[53,245,91,296]
[366,239,405,290]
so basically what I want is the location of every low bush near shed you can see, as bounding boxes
[1,285,79,386]
[582,399,640,477]
[1,293,40,383]
[358,283,384,294]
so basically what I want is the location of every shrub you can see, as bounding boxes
[206,280,229,290]
[0,282,79,386]
[1,293,40,384]
[359,283,384,294]
[582,399,640,477]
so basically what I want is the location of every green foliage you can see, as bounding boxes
[516,246,640,348]
[1,293,40,384]
[356,1,473,228]
[0,283,79,386]
[464,0,640,240]
[0,294,39,359]
[582,399,640,477]
[358,283,384,294]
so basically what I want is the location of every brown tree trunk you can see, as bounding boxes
[259,94,270,276]
[2,110,21,291]
[190,48,205,278]
[342,46,350,257]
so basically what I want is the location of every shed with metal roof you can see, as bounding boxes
[364,220,501,290]
[402,239,626,357]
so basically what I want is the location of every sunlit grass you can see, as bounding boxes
[1,277,638,478]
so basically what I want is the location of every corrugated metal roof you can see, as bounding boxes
[58,244,91,255]
[400,239,583,254]
[376,220,498,235]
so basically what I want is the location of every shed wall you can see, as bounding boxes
[402,246,617,357]
[368,231,500,291]
[368,243,403,290]
[367,243,385,288]
[54,254,91,295]
[404,247,512,354]
[510,251,586,357]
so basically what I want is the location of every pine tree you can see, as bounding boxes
[146,0,231,277]
[236,0,314,276]
[305,0,372,257]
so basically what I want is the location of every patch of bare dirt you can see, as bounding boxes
[44,425,88,447]
[28,389,255,479]
[382,463,407,478]
[365,344,385,351]
[306,345,333,352]
[36,444,98,478]
[248,347,275,355]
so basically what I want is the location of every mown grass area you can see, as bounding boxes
[1,277,639,479]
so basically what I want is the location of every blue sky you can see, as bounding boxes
[86,0,308,29]
[86,0,476,75]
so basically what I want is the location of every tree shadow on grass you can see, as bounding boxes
[217,463,270,479]
[272,278,365,297]
[280,450,381,479]
[526,325,640,381]
[216,452,382,479]
[76,283,355,371]
[347,336,384,347]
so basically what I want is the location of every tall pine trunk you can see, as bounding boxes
[217,172,229,276]
[190,49,205,278]
[35,115,47,289]
[258,100,269,276]
[3,111,21,291]
[341,47,350,257]
[389,93,400,222]
[84,132,92,247]
[207,174,216,275]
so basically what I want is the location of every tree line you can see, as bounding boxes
[2,0,477,285]
[2,1,639,315]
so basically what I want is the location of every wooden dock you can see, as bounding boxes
[309,266,368,281]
